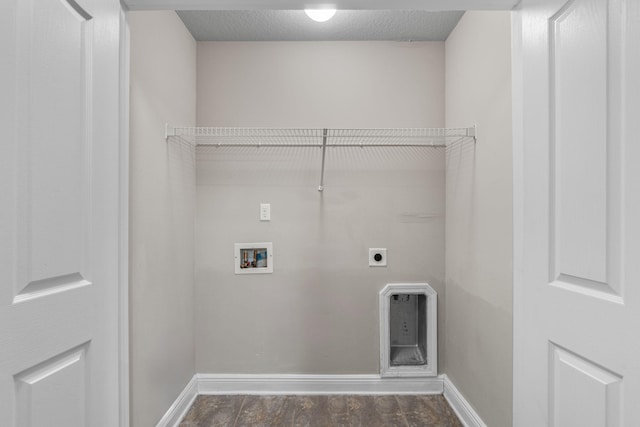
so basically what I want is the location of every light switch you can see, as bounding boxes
[260,203,271,221]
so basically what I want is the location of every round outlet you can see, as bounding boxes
[369,248,387,267]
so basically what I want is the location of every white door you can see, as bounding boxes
[0,0,123,425]
[514,0,640,425]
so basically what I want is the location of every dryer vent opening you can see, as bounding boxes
[390,293,427,366]
[380,283,437,377]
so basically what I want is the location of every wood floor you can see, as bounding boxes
[179,394,463,427]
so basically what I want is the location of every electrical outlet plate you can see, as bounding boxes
[260,203,270,221]
[369,248,387,267]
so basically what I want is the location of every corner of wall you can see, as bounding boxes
[129,10,197,427]
[444,10,513,427]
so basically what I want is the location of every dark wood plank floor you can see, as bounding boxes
[179,394,463,427]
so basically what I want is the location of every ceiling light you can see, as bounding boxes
[304,9,337,22]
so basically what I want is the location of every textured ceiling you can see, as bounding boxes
[176,10,465,42]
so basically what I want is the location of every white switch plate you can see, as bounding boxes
[260,203,270,221]
[369,248,387,267]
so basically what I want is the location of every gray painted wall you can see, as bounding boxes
[195,42,447,374]
[445,11,513,427]
[129,11,196,426]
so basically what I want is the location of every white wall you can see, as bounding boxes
[195,41,447,374]
[129,11,196,426]
[445,11,513,427]
[197,41,444,128]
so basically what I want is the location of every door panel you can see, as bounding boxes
[15,0,93,297]
[550,0,623,300]
[514,0,640,425]
[550,344,622,427]
[0,0,122,425]
[15,344,89,427]
[551,0,608,287]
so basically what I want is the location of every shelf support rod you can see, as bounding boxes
[318,128,328,192]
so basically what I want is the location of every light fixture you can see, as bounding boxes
[304,8,337,22]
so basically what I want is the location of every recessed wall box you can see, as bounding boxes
[234,242,273,274]
[379,283,437,377]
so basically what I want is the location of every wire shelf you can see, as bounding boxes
[167,126,475,147]
[165,125,476,191]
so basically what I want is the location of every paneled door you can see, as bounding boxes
[0,0,123,425]
[514,0,640,425]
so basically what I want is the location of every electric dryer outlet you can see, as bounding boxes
[369,248,387,267]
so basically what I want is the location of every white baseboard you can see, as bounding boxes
[157,373,446,426]
[156,374,198,427]
[197,374,444,395]
[443,375,487,427]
